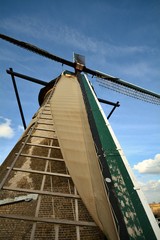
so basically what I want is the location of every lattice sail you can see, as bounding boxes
[96,77,160,105]
[0,33,160,105]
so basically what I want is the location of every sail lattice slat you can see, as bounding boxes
[97,78,160,105]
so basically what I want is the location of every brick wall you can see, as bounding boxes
[0,100,105,239]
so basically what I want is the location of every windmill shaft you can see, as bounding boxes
[0,33,74,67]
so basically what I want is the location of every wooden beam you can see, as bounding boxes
[0,214,96,227]
[7,167,70,178]
[3,187,80,199]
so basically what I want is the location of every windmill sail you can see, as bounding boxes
[0,71,160,239]
[1,33,160,105]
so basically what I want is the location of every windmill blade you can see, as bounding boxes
[85,69,160,105]
[0,34,126,81]
[83,66,119,81]
[0,33,160,104]
[0,33,74,68]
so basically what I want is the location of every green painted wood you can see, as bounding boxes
[80,73,157,240]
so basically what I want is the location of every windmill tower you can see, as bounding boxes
[0,34,160,240]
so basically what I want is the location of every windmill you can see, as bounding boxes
[0,33,160,240]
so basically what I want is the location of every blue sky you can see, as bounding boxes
[0,0,160,203]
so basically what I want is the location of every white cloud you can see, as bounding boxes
[139,180,160,203]
[0,117,14,139]
[140,180,160,192]
[17,125,24,132]
[0,16,152,57]
[113,61,160,81]
[133,154,160,174]
[1,15,159,86]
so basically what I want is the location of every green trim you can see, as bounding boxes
[63,70,75,76]
[80,74,157,240]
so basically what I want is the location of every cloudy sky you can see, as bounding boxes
[0,0,160,203]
